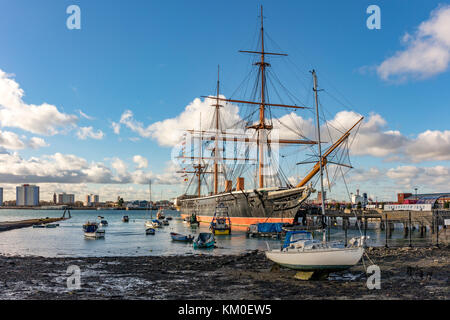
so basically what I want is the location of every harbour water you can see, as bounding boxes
[0,209,434,257]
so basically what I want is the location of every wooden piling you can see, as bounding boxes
[420,225,426,238]
[344,217,348,247]
[385,214,389,248]
[409,211,412,247]
[363,216,367,238]
[435,213,439,248]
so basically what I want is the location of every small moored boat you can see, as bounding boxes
[83,222,105,239]
[156,208,165,220]
[193,232,215,249]
[146,228,155,235]
[145,219,162,228]
[99,220,108,227]
[210,203,231,235]
[170,232,194,242]
[162,219,169,226]
[122,215,129,222]
[188,213,200,228]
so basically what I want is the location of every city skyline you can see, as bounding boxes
[0,1,449,202]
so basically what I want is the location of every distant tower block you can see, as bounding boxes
[225,180,232,192]
[236,177,245,191]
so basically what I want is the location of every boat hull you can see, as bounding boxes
[193,233,215,249]
[84,231,105,239]
[212,228,231,235]
[180,186,312,227]
[146,221,161,228]
[171,233,193,242]
[265,247,363,272]
[193,241,215,249]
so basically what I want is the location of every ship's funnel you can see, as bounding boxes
[236,177,245,191]
[225,180,232,192]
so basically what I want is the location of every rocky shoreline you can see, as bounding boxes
[0,246,448,300]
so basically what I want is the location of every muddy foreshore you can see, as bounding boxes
[0,246,448,300]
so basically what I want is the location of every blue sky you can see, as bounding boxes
[0,0,449,202]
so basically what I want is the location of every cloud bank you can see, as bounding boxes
[118,96,242,147]
[0,152,179,186]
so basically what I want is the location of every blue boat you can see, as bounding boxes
[146,228,155,235]
[193,233,215,249]
[170,232,194,242]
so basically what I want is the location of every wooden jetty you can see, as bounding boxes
[0,208,71,232]
[320,209,450,246]
[0,217,68,232]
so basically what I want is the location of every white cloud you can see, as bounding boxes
[0,182,180,203]
[27,137,49,149]
[76,126,105,140]
[348,167,384,183]
[0,130,49,150]
[117,97,450,164]
[318,111,450,163]
[118,96,242,147]
[0,130,26,150]
[275,112,315,140]
[78,110,94,120]
[377,5,450,81]
[0,69,78,135]
[0,152,180,186]
[0,152,111,184]
[324,111,409,158]
[111,158,128,178]
[386,165,450,190]
[133,155,148,169]
[111,121,121,134]
[405,130,450,162]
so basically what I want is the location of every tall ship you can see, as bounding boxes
[175,7,362,227]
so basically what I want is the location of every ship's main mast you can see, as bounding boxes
[257,5,268,188]
[243,6,280,188]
